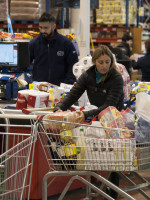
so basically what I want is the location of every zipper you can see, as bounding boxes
[48,43,51,82]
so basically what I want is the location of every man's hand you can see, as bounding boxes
[130,55,135,60]
[75,111,85,123]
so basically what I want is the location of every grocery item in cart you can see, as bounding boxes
[86,121,106,138]
[48,135,77,170]
[76,128,86,170]
[60,123,73,142]
[85,138,137,171]
[42,111,79,131]
[98,106,135,139]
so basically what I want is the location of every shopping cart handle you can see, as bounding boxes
[22,107,52,114]
[0,113,38,120]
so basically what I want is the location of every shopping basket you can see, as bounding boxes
[36,118,150,200]
[0,109,38,200]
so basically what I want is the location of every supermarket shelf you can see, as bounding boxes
[90,27,127,32]
[91,38,122,43]
[0,23,66,31]
[0,23,39,29]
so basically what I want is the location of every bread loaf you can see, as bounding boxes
[42,111,78,131]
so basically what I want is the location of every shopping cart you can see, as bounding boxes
[37,119,150,200]
[0,109,38,200]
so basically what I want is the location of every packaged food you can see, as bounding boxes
[43,111,78,131]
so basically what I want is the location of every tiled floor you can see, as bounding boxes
[48,169,150,200]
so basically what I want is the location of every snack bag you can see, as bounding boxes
[98,106,135,139]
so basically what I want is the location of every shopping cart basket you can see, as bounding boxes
[37,119,150,200]
[0,110,38,200]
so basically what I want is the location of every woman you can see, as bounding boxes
[54,45,124,123]
[54,45,124,199]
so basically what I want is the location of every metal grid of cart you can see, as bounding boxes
[0,110,38,200]
[38,119,150,200]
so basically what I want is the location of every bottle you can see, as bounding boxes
[61,90,66,99]
[60,123,73,143]
[76,128,86,170]
[48,136,68,170]
[64,91,69,98]
[54,87,64,107]
[48,86,54,108]
[61,123,77,169]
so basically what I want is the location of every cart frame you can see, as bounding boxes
[37,119,150,200]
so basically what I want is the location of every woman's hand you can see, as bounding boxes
[75,111,85,123]
[55,109,63,112]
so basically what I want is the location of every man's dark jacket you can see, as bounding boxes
[29,30,78,85]
[54,66,124,119]
[132,52,150,81]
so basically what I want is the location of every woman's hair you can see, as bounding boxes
[92,45,116,70]
[145,39,150,53]
[39,12,56,24]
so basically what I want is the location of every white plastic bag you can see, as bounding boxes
[135,92,150,142]
[135,92,150,122]
[86,121,106,138]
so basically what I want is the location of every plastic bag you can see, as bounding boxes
[135,117,150,142]
[135,92,150,142]
[116,63,130,102]
[135,92,150,122]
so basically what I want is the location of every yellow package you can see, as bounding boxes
[138,82,150,91]
[60,129,72,141]
[64,143,77,158]
[23,33,33,39]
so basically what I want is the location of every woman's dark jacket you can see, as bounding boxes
[132,52,150,81]
[54,66,124,119]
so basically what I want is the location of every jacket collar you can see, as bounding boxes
[39,29,59,43]
[90,65,115,83]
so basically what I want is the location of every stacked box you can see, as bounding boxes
[96,0,137,25]
[85,138,138,171]
[0,0,8,22]
[10,0,39,20]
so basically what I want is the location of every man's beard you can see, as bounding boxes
[41,30,54,39]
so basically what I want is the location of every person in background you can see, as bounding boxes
[29,12,78,86]
[54,45,124,199]
[130,38,150,82]
[117,33,133,57]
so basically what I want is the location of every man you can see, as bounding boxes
[29,12,78,86]
[117,33,133,57]
[130,38,150,81]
